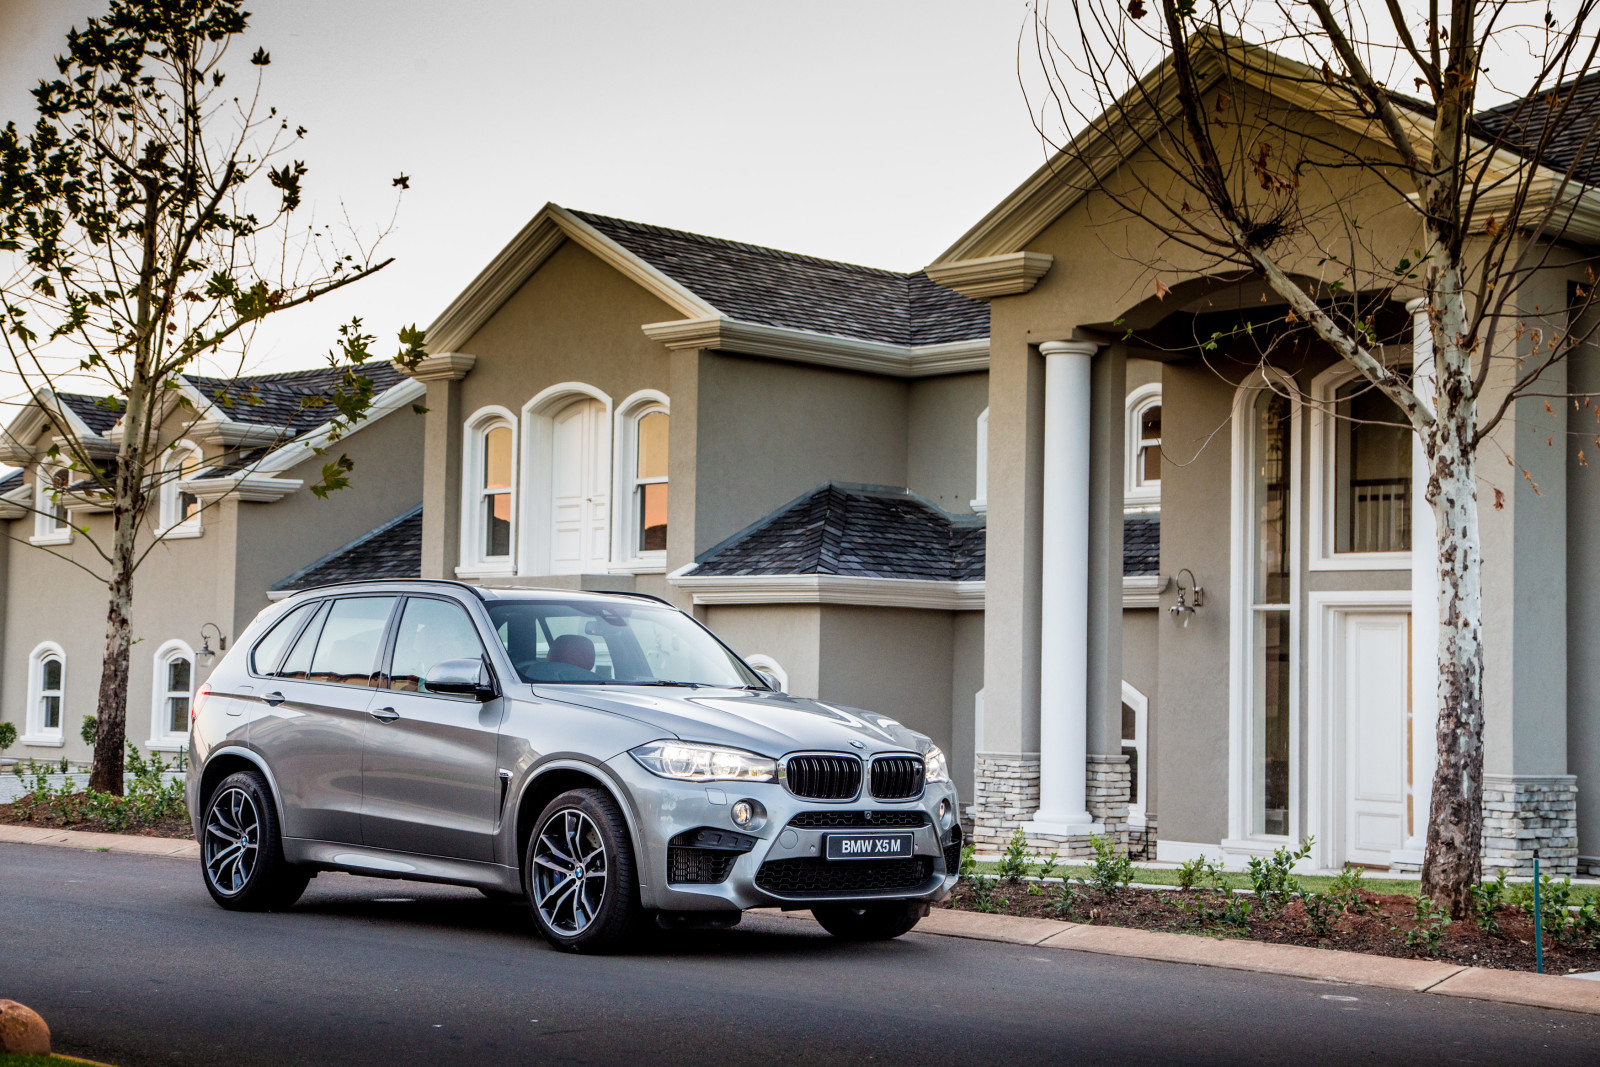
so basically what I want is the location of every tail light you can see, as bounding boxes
[192,684,211,720]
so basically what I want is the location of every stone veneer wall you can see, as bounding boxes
[1480,774,1578,878]
[971,753,1135,858]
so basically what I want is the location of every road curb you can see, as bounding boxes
[6,828,1598,1017]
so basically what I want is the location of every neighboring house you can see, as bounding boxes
[0,366,424,765]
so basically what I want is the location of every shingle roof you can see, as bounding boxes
[1124,511,1160,576]
[271,506,422,592]
[59,393,124,435]
[0,469,23,493]
[186,362,406,435]
[572,211,989,346]
[1475,74,1600,185]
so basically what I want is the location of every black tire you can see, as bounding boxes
[200,769,310,911]
[812,900,925,941]
[524,788,644,953]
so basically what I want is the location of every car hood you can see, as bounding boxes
[530,685,929,757]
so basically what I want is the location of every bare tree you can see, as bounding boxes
[0,0,425,794]
[1023,0,1600,914]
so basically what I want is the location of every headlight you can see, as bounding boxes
[630,741,777,783]
[924,745,950,784]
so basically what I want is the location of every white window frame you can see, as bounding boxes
[1224,369,1303,858]
[520,382,613,577]
[970,408,989,513]
[31,466,72,546]
[1307,362,1414,571]
[1125,383,1163,507]
[744,653,788,693]
[1121,681,1149,826]
[612,390,670,572]
[149,638,195,750]
[459,406,518,577]
[24,641,66,747]
[157,440,204,538]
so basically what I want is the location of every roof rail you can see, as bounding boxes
[601,589,674,607]
[279,578,489,600]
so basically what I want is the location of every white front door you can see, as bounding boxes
[549,398,609,574]
[1342,611,1410,866]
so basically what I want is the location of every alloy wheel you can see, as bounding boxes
[204,786,261,896]
[532,808,609,935]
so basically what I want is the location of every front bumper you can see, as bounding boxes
[607,752,961,913]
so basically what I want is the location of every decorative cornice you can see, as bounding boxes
[1122,574,1170,608]
[183,472,304,503]
[0,483,31,521]
[642,317,989,378]
[250,378,426,476]
[399,352,477,383]
[668,570,986,610]
[923,252,1054,299]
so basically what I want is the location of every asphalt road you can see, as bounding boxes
[4,843,1600,1066]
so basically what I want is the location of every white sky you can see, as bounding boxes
[0,0,1048,382]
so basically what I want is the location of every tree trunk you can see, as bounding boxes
[1420,288,1486,919]
[86,508,138,796]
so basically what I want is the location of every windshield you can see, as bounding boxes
[486,599,764,688]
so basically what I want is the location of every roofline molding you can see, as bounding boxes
[424,203,719,354]
[668,570,988,611]
[924,252,1055,299]
[248,377,426,477]
[0,389,110,466]
[641,317,989,377]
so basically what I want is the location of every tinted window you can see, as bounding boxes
[307,597,396,686]
[251,601,317,675]
[389,598,486,695]
[488,600,759,687]
[276,601,330,680]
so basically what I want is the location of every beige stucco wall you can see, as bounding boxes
[907,372,987,514]
[816,606,958,772]
[701,603,822,700]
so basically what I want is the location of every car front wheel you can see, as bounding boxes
[201,769,310,911]
[525,788,643,953]
[812,900,925,941]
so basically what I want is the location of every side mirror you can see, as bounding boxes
[425,657,497,701]
[757,670,783,692]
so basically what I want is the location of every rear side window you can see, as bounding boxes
[251,601,318,675]
[307,596,397,686]
[277,601,330,680]
[389,597,486,695]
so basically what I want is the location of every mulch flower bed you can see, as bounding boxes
[0,798,193,839]
[941,879,1600,974]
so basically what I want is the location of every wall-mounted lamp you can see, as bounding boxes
[1169,569,1204,627]
[198,622,227,667]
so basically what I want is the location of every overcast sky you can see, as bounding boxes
[0,0,1048,381]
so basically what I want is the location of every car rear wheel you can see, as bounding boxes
[812,900,925,940]
[201,769,310,911]
[525,788,643,953]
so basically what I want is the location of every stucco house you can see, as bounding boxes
[0,366,424,765]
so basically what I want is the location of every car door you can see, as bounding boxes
[360,594,503,861]
[249,595,397,844]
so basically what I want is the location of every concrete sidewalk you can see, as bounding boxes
[6,823,1598,1017]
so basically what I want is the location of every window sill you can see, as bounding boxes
[29,532,72,546]
[157,523,203,541]
[1124,490,1161,508]
[1308,552,1412,572]
[455,563,515,579]
[608,559,666,575]
[20,734,65,748]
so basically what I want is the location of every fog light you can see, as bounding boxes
[732,800,754,827]
[938,799,953,829]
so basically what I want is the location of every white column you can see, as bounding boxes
[1398,298,1438,865]
[1031,340,1098,833]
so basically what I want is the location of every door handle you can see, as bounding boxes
[262,691,286,707]
[370,706,400,723]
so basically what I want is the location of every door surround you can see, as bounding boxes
[1306,589,1413,871]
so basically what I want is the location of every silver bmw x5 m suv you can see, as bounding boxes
[187,580,961,951]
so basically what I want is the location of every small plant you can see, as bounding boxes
[1329,865,1368,914]
[1086,834,1134,894]
[968,874,1005,913]
[997,827,1032,883]
[80,714,98,749]
[1406,896,1451,954]
[0,720,17,753]
[1050,881,1080,920]
[1176,856,1207,891]
[1299,889,1339,938]
[958,843,977,878]
[1246,838,1313,916]
[1470,869,1508,934]
[1035,851,1060,881]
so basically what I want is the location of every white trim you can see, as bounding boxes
[1125,383,1163,506]
[670,569,986,610]
[1226,369,1304,855]
[250,377,427,475]
[612,390,670,569]
[157,440,204,536]
[521,383,614,576]
[148,638,196,749]
[1121,680,1149,824]
[922,252,1054,298]
[30,466,73,544]
[0,389,109,466]
[1305,590,1413,872]
[971,407,989,513]
[1155,839,1230,866]
[23,641,66,746]
[181,472,303,504]
[743,654,789,693]
[641,317,989,378]
[1307,361,1413,571]
[1121,574,1169,608]
[460,405,518,576]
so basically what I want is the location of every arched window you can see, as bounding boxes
[461,408,517,574]
[32,467,71,544]
[971,408,989,513]
[158,441,203,536]
[150,640,195,748]
[24,642,66,745]
[744,653,788,693]
[1125,384,1162,506]
[614,391,668,567]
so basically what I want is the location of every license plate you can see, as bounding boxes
[825,832,913,861]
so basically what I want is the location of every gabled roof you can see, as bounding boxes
[572,211,988,346]
[58,393,124,435]
[184,362,406,435]
[271,505,422,593]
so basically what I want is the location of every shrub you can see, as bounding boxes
[1176,856,1206,891]
[958,842,977,878]
[0,720,16,752]
[1246,838,1313,916]
[998,827,1032,883]
[1470,869,1508,934]
[1035,851,1060,881]
[1406,896,1451,954]
[1330,865,1368,914]
[1086,834,1133,894]
[80,714,98,749]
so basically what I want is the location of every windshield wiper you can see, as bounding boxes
[624,680,711,688]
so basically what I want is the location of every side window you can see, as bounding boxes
[389,598,486,695]
[277,601,330,680]
[251,601,318,675]
[307,596,397,686]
